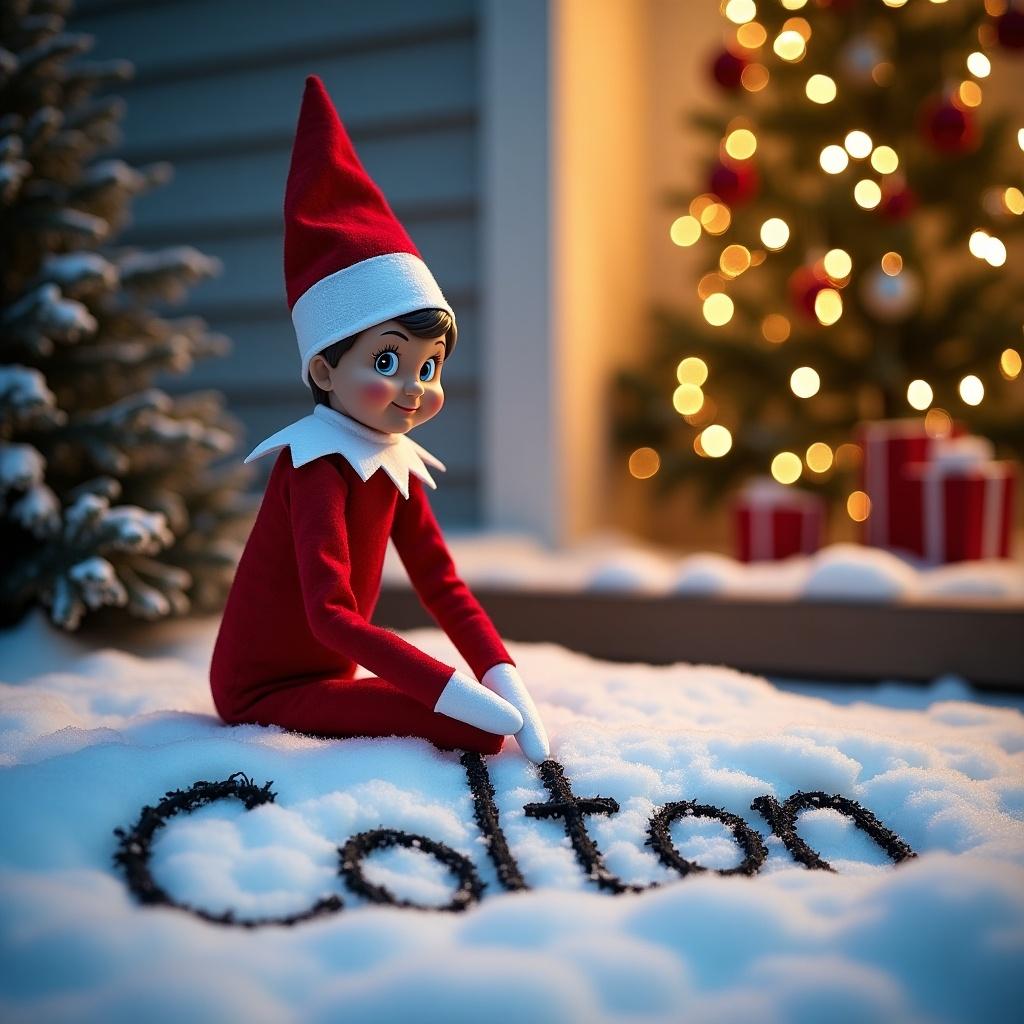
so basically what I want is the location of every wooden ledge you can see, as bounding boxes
[374,585,1024,691]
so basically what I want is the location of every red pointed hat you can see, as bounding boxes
[284,75,454,383]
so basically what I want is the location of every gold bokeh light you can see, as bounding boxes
[881,251,903,276]
[870,145,899,174]
[771,451,802,484]
[814,288,843,325]
[760,217,790,249]
[823,248,852,280]
[959,374,984,405]
[854,179,882,209]
[844,130,873,158]
[805,74,836,103]
[906,379,933,410]
[701,424,733,457]
[762,313,791,343]
[773,30,806,62]
[673,383,705,416]
[725,128,758,160]
[847,491,871,522]
[820,144,849,174]
[806,442,833,473]
[670,215,701,247]
[628,447,660,479]
[924,408,953,438]
[790,366,821,398]
[720,243,752,277]
[677,356,709,385]
[1000,348,1022,380]
[703,293,735,326]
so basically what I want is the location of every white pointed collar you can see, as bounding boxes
[244,404,446,499]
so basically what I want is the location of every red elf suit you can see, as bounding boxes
[210,76,549,763]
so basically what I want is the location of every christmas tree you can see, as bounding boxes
[0,0,252,630]
[615,0,1024,521]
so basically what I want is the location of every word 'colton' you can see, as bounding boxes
[113,753,916,927]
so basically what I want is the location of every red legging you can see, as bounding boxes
[223,674,505,755]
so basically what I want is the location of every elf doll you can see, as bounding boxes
[210,76,549,763]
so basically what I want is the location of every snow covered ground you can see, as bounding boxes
[383,533,1024,603]
[1,610,1023,1023]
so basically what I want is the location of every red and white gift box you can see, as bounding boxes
[857,417,965,554]
[733,477,826,562]
[903,437,1017,564]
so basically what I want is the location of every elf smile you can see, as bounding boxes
[392,402,419,413]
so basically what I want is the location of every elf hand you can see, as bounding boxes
[480,663,550,764]
[434,669,523,735]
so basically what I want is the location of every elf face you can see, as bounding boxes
[309,319,446,435]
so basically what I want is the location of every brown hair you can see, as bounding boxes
[308,308,456,407]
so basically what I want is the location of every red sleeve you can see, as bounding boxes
[287,458,456,707]
[390,475,514,680]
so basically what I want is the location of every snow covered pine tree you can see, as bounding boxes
[0,1,251,630]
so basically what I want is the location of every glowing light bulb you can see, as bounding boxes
[1005,188,1024,215]
[823,248,852,280]
[736,22,767,48]
[741,64,770,91]
[720,244,752,277]
[967,51,991,78]
[819,145,849,174]
[669,215,701,246]
[870,145,899,174]
[959,375,984,405]
[1000,348,1022,380]
[844,131,873,158]
[814,288,843,326]
[761,313,790,343]
[881,251,903,275]
[907,379,933,410]
[760,217,790,249]
[701,202,732,235]
[725,0,757,25]
[725,128,758,160]
[847,491,871,522]
[673,383,704,415]
[958,81,982,108]
[806,442,833,473]
[628,447,660,479]
[854,179,882,209]
[677,356,709,386]
[805,74,836,103]
[790,366,821,398]
[703,293,735,326]
[701,424,733,457]
[985,237,1007,267]
[969,230,990,258]
[773,30,806,62]
[771,451,802,484]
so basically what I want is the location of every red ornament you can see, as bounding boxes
[709,158,759,205]
[996,9,1024,50]
[710,48,748,91]
[787,265,829,320]
[919,95,978,154]
[878,178,917,222]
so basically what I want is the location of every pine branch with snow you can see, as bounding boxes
[0,0,251,631]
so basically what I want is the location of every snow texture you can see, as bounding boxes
[0,610,1021,1023]
[383,532,1024,603]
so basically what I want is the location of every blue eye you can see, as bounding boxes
[373,349,399,376]
[419,357,437,382]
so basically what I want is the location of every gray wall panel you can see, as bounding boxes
[72,0,485,526]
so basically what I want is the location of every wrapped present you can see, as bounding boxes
[857,417,965,554]
[904,437,1017,564]
[733,477,826,562]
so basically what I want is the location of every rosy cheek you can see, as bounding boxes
[421,390,444,416]
[360,380,394,405]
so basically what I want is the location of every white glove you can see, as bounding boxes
[481,663,550,763]
[433,669,524,734]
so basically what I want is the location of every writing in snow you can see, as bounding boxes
[113,752,917,924]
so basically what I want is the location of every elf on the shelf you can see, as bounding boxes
[210,76,549,763]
